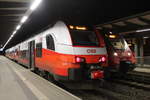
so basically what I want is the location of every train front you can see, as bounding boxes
[67,25,108,82]
[105,34,136,73]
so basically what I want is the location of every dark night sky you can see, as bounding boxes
[6,0,150,49]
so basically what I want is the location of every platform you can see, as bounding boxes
[134,67,150,74]
[0,56,81,100]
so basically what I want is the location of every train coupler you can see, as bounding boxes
[90,70,104,79]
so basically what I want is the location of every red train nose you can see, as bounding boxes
[91,70,104,79]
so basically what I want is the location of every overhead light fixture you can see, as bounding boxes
[10,35,14,38]
[0,48,3,51]
[2,0,42,50]
[136,28,150,33]
[143,36,149,39]
[21,16,28,23]
[109,32,112,34]
[16,25,21,30]
[30,0,42,11]
[12,31,17,35]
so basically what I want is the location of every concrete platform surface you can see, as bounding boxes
[134,67,150,73]
[0,56,81,100]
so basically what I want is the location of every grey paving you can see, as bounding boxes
[0,56,81,100]
[0,57,37,100]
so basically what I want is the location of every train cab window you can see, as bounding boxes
[46,35,55,50]
[70,30,99,46]
[36,43,42,57]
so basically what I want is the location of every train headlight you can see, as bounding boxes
[113,52,118,56]
[99,56,106,63]
[127,52,131,56]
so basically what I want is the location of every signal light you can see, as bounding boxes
[75,56,85,63]
[99,56,106,63]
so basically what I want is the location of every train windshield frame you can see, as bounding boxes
[105,35,127,50]
[70,30,99,47]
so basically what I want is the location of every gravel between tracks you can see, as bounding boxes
[65,80,150,100]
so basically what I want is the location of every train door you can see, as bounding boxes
[29,41,35,70]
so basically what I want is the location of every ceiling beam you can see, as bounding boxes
[0,7,28,10]
[96,11,150,28]
[0,0,32,3]
[102,24,113,29]
[141,14,150,20]
[126,18,148,26]
[138,17,150,25]
[0,20,19,23]
[113,21,127,26]
[0,14,23,16]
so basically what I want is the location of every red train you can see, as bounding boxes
[5,21,108,86]
[103,33,136,76]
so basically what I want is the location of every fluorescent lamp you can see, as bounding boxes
[30,0,42,11]
[13,31,17,35]
[136,28,150,33]
[21,16,28,23]
[109,32,112,34]
[0,48,3,51]
[10,35,13,38]
[143,37,149,39]
[2,0,43,50]
[16,25,21,30]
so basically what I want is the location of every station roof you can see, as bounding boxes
[96,11,150,37]
[0,0,150,49]
[0,0,32,49]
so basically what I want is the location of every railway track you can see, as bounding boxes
[36,70,150,100]
[68,79,150,100]
[125,71,150,84]
[98,80,150,100]
[109,71,150,91]
[68,87,132,100]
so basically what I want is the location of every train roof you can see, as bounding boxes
[6,21,72,51]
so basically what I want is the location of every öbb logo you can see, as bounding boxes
[87,49,96,53]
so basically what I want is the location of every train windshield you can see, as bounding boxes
[70,30,99,46]
[109,38,126,50]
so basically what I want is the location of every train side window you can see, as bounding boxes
[46,35,55,50]
[36,43,42,57]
